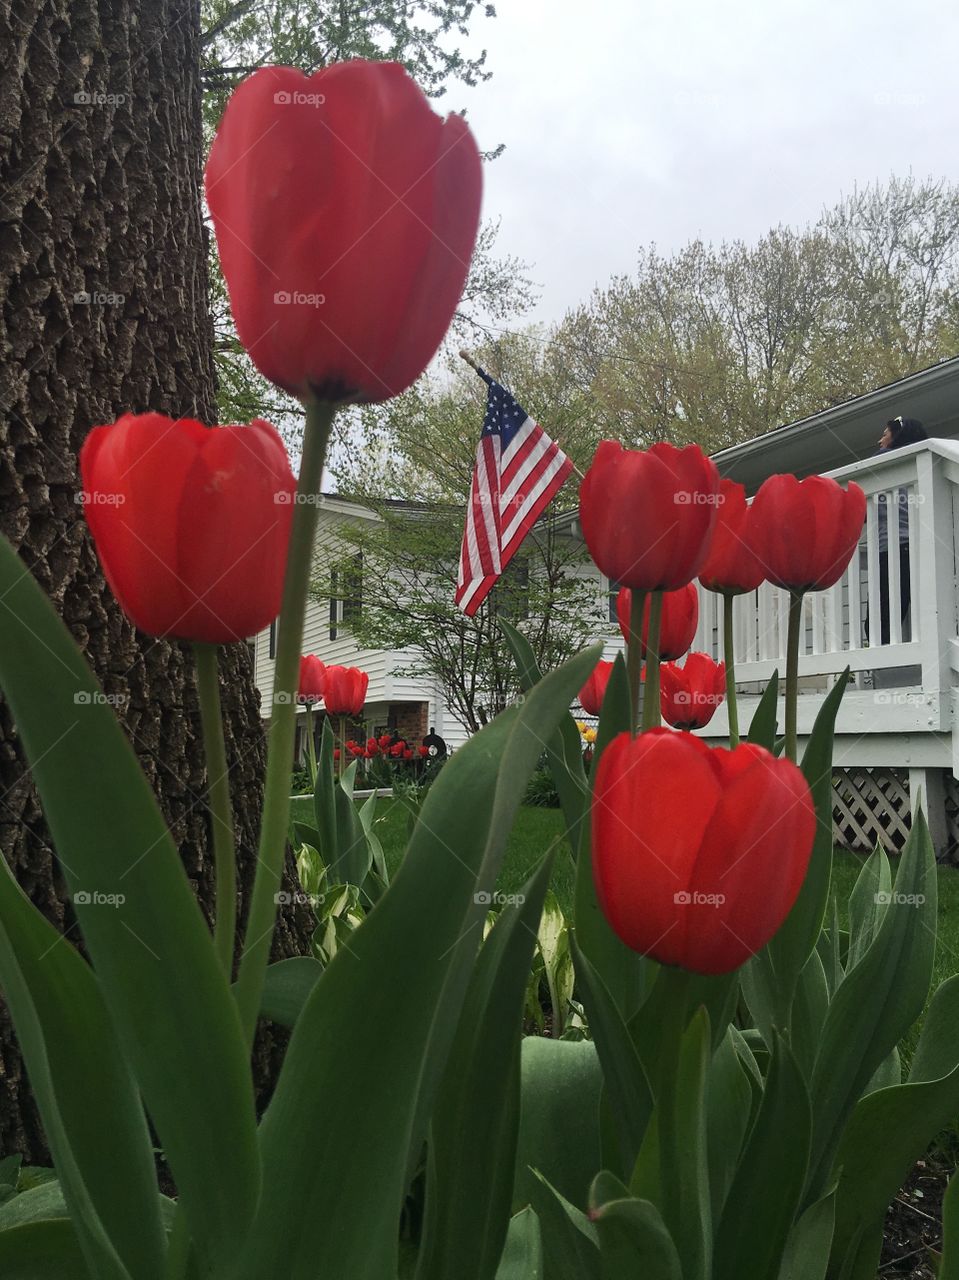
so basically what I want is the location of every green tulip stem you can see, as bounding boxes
[193,642,236,978]
[305,702,318,787]
[234,399,335,1049]
[723,593,740,748]
[627,590,647,736]
[641,591,664,733]
[785,589,803,763]
[339,714,347,778]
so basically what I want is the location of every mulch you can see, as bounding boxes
[880,1157,951,1277]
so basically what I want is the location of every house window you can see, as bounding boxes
[329,553,363,640]
[498,558,530,622]
[607,578,621,623]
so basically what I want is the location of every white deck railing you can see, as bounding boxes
[695,439,959,758]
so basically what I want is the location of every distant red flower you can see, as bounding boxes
[403,749,413,760]
[660,653,726,730]
[333,748,341,761]
[749,474,866,592]
[323,665,369,716]
[366,738,379,756]
[378,733,393,749]
[298,654,326,703]
[579,440,720,591]
[418,745,431,758]
[579,659,614,718]
[616,583,699,661]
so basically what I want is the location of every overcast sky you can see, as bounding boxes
[456,0,959,327]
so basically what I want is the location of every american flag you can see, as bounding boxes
[455,371,574,616]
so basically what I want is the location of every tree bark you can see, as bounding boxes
[0,0,313,1160]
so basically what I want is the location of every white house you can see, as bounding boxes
[254,356,959,854]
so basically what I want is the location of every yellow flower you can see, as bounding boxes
[575,720,587,734]
[584,728,597,744]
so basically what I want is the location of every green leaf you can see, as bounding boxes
[513,1039,604,1215]
[499,619,589,850]
[940,1171,959,1280]
[570,936,653,1177]
[806,809,936,1201]
[0,533,259,1273]
[846,849,892,971]
[778,1190,835,1280]
[0,1218,90,1277]
[766,672,848,1009]
[654,1007,712,1280]
[747,670,779,749]
[574,654,650,1020]
[829,975,959,1277]
[256,957,324,1028]
[417,857,554,1280]
[706,1029,754,1224]
[313,721,371,887]
[530,1173,602,1280]
[241,647,602,1280]
[494,1208,542,1279]
[713,1035,811,1280]
[589,1172,681,1280]
[0,868,163,1279]
[788,950,830,1080]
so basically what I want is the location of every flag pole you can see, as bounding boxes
[457,351,585,482]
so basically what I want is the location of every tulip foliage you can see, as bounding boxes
[0,55,957,1280]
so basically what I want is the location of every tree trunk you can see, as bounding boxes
[0,0,314,1160]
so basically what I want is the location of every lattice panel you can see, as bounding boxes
[832,767,912,853]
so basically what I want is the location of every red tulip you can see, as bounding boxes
[579,441,720,591]
[698,478,766,594]
[205,61,482,405]
[660,653,726,730]
[390,742,405,757]
[418,745,431,759]
[616,584,699,661]
[79,413,294,643]
[332,749,341,761]
[378,733,393,750]
[322,665,369,717]
[298,655,326,702]
[366,737,379,755]
[347,741,364,757]
[579,659,615,718]
[592,729,815,974]
[403,749,413,761]
[749,474,866,592]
